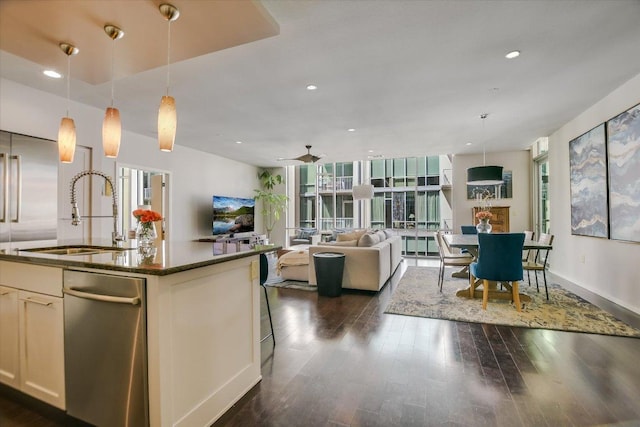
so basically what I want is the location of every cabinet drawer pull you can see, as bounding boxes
[24,297,53,306]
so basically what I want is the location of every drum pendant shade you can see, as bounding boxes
[466,113,504,185]
[466,165,503,185]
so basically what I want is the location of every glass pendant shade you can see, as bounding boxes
[57,117,76,163]
[352,184,375,200]
[58,42,78,163]
[158,95,177,152]
[466,165,503,185]
[102,107,121,158]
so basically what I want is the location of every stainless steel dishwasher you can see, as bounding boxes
[63,269,148,427]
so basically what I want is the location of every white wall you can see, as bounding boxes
[452,150,531,233]
[0,79,261,242]
[548,72,640,314]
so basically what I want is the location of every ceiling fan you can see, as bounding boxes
[279,145,322,163]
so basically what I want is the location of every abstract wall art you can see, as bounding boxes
[607,103,640,243]
[569,123,608,238]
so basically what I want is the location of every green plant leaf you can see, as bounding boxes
[254,169,288,238]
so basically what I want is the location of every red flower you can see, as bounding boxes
[475,210,493,220]
[133,209,162,223]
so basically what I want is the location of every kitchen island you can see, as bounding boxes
[0,240,278,427]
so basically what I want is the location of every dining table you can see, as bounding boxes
[443,233,553,303]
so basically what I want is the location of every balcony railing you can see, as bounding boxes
[318,176,354,192]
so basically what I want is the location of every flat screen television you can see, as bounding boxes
[212,195,255,235]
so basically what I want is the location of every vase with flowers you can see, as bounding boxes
[475,210,493,233]
[133,208,162,247]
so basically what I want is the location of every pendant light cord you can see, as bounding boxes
[66,54,71,117]
[166,20,172,96]
[481,113,488,166]
[110,39,115,107]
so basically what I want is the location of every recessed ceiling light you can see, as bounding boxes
[43,70,62,78]
[306,84,317,90]
[505,50,520,59]
[466,142,473,146]
[235,141,242,144]
[368,149,374,153]
[347,128,355,132]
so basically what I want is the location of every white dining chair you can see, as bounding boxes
[523,233,554,300]
[435,231,473,292]
[522,230,534,262]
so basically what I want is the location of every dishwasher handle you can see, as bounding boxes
[63,287,141,305]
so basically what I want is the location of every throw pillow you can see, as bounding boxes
[298,228,315,239]
[358,232,380,247]
[375,229,386,242]
[337,229,366,242]
[383,229,395,239]
[332,228,348,241]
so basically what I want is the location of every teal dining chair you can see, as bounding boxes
[460,225,478,235]
[469,233,525,312]
[459,225,477,255]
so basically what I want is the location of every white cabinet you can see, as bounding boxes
[0,286,20,388]
[0,261,65,409]
[146,257,261,426]
[18,290,65,409]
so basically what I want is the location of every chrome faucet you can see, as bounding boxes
[70,170,124,246]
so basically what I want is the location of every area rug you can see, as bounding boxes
[265,280,317,291]
[385,266,640,338]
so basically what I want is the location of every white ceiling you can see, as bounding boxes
[1,0,640,167]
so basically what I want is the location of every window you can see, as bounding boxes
[299,164,316,194]
[336,194,354,228]
[291,156,445,257]
[299,196,315,229]
[298,165,317,228]
[335,162,353,191]
[535,157,550,236]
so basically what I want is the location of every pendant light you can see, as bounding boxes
[466,113,503,185]
[57,43,79,163]
[102,24,124,158]
[158,3,180,152]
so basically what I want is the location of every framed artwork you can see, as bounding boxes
[607,103,640,243]
[569,123,608,238]
[467,170,512,200]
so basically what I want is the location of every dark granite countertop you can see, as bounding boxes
[0,239,280,276]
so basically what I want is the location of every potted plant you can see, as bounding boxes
[254,169,288,242]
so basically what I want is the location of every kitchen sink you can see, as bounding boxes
[23,246,135,256]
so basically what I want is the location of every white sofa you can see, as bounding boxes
[308,229,402,292]
[276,249,310,282]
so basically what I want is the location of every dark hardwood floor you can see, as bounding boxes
[2,259,639,427]
[216,259,640,427]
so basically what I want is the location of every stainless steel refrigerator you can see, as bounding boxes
[0,130,57,243]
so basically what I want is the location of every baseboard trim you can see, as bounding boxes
[549,271,640,330]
